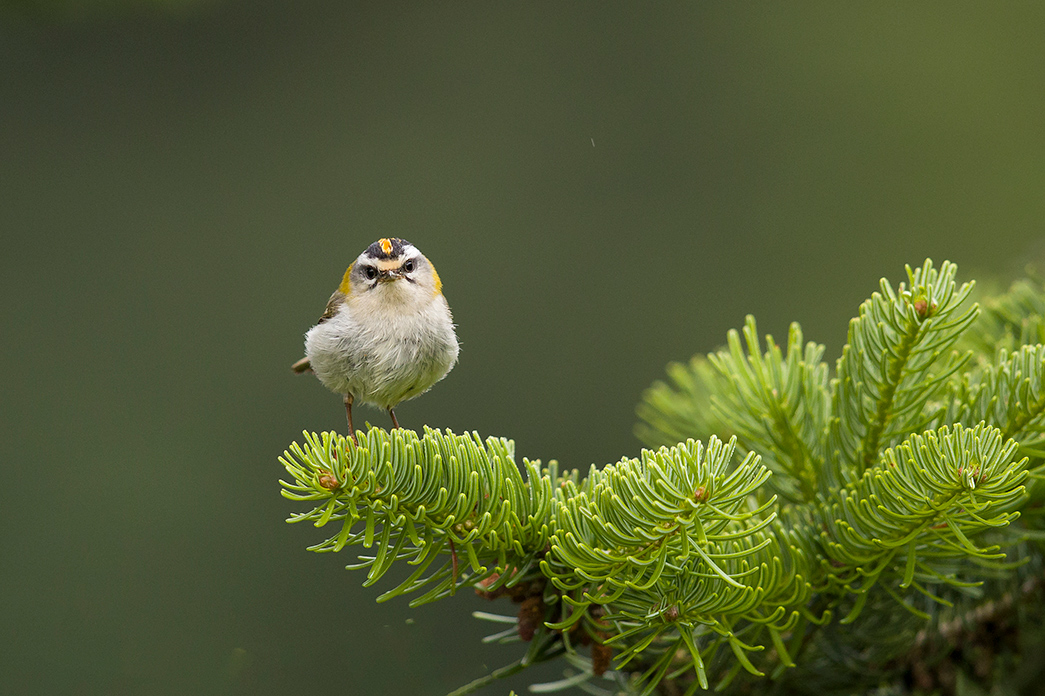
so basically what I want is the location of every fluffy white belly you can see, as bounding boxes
[304,298,458,409]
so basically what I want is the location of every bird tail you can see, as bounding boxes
[291,357,312,374]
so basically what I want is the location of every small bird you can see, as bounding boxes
[292,238,459,442]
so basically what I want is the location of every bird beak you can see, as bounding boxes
[377,268,403,283]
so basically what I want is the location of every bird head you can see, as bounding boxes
[339,238,443,307]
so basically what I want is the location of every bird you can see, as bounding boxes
[292,238,459,443]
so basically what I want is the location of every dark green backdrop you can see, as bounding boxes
[2,2,1043,694]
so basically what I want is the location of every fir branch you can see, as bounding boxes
[816,423,1029,621]
[541,437,811,693]
[828,260,978,485]
[446,628,564,696]
[279,427,554,605]
[541,437,775,615]
[958,276,1045,356]
[636,355,727,448]
[956,344,1045,443]
[705,316,829,503]
[600,517,813,693]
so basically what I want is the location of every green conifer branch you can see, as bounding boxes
[542,437,774,607]
[280,427,554,605]
[705,316,828,503]
[955,344,1045,442]
[635,355,727,447]
[815,423,1028,622]
[828,260,978,487]
[958,275,1045,355]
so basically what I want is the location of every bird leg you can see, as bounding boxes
[343,393,357,445]
[388,408,400,430]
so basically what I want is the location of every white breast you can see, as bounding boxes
[304,291,459,409]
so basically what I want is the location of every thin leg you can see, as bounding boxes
[388,408,400,429]
[343,394,357,445]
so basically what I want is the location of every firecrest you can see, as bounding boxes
[292,238,459,441]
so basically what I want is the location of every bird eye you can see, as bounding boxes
[364,266,377,280]
[403,260,415,273]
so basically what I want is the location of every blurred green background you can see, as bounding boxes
[1,2,1043,694]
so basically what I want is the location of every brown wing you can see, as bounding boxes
[318,289,346,323]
